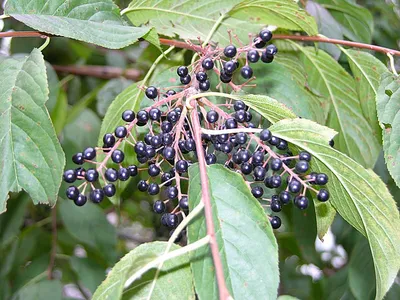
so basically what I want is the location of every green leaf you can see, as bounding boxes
[188,164,279,300]
[240,94,297,124]
[293,46,380,168]
[318,0,373,43]
[0,48,65,214]
[376,72,400,188]
[96,78,133,117]
[342,49,387,142]
[11,280,62,300]
[124,0,317,45]
[270,118,400,300]
[70,257,106,293]
[50,90,68,135]
[58,200,117,263]
[92,242,194,300]
[277,296,300,300]
[5,0,150,49]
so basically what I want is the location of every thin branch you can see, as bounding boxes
[47,208,57,279]
[190,103,232,300]
[52,65,142,80]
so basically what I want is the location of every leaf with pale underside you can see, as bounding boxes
[0,49,65,214]
[270,118,400,300]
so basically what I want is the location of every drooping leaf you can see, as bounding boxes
[376,72,400,188]
[58,200,117,263]
[124,0,317,45]
[293,46,380,168]
[5,0,150,49]
[11,280,62,300]
[188,164,279,300]
[92,242,194,300]
[0,48,65,213]
[270,118,400,300]
[342,49,387,142]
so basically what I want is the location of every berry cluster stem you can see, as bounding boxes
[190,101,231,300]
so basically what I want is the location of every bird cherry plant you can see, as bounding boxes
[63,29,330,233]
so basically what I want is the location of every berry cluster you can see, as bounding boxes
[63,28,329,233]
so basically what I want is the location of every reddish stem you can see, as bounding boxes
[190,102,231,300]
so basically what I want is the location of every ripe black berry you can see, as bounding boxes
[138,180,149,192]
[225,118,238,129]
[245,111,252,122]
[261,51,274,63]
[270,158,282,171]
[105,168,118,182]
[288,179,302,193]
[162,147,176,160]
[111,149,125,163]
[247,50,260,63]
[259,29,272,42]
[150,135,163,148]
[85,168,98,182]
[252,151,264,166]
[118,168,130,181]
[167,186,178,200]
[206,153,217,165]
[316,173,328,185]
[329,139,335,147]
[75,167,85,178]
[145,133,154,145]
[103,134,116,148]
[165,213,178,228]
[161,121,173,133]
[279,191,291,204]
[266,44,278,56]
[166,90,176,97]
[103,183,116,197]
[224,45,237,58]
[148,183,160,195]
[241,162,253,174]
[72,153,84,165]
[66,186,79,200]
[254,166,267,181]
[180,75,191,85]
[294,196,309,210]
[153,200,165,214]
[145,145,156,158]
[241,66,253,79]
[167,110,179,124]
[196,72,207,82]
[137,110,149,123]
[90,189,104,203]
[221,142,234,154]
[161,172,173,186]
[145,86,158,99]
[224,60,237,74]
[269,136,280,146]
[299,151,311,162]
[276,140,288,150]
[199,80,210,91]
[270,200,282,212]
[162,133,173,146]
[317,189,330,202]
[128,165,138,177]
[149,108,161,121]
[253,37,266,49]
[148,164,161,177]
[270,216,281,229]
[177,66,188,77]
[115,126,127,138]
[220,71,232,83]
[234,100,246,111]
[251,186,264,198]
[295,161,309,174]
[74,194,87,206]
[63,169,77,183]
[235,133,248,145]
[202,58,214,70]
[270,175,282,188]
[179,196,189,209]
[83,147,96,160]
[185,139,196,151]
[206,110,219,123]
[260,129,272,141]
[122,110,135,122]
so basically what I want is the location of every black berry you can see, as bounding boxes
[247,50,260,63]
[72,153,84,165]
[251,186,264,198]
[294,196,309,210]
[66,186,79,200]
[85,168,98,182]
[270,216,281,229]
[114,126,127,138]
[148,183,160,195]
[63,169,77,183]
[111,149,125,163]
[224,45,237,58]
[103,183,116,197]
[177,66,188,77]
[90,189,104,203]
[259,29,272,42]
[122,110,135,122]
[202,58,214,70]
[145,86,158,99]
[241,66,253,79]
[153,201,165,214]
[83,147,96,160]
[105,168,118,182]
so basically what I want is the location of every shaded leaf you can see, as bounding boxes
[0,48,65,213]
[5,0,149,49]
[96,78,133,117]
[11,280,62,300]
[70,257,106,293]
[188,164,279,300]
[270,118,400,300]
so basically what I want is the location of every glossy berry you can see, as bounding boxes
[247,50,260,63]
[199,80,210,91]
[163,147,176,160]
[111,149,125,163]
[161,121,173,133]
[254,166,267,181]
[260,129,272,141]
[180,74,191,85]
[316,173,329,185]
[148,183,160,195]
[74,194,87,206]
[179,196,189,209]
[163,133,173,146]
[144,134,153,146]
[220,71,232,83]
[294,196,309,210]
[299,151,312,162]
[153,201,165,214]
[225,118,238,129]
[266,44,278,56]
[103,183,116,197]
[270,216,281,229]
[235,110,246,123]
[270,175,282,188]
[161,172,173,186]
[63,170,76,183]
[252,151,264,166]
[85,168,98,182]
[317,189,330,202]
[115,126,127,138]
[270,158,282,171]
[72,152,84,165]
[185,139,196,151]
[241,162,253,174]
[254,37,266,48]
[196,72,207,82]
[66,186,79,200]
[251,186,264,198]
[150,135,163,148]
[288,179,302,193]
[149,108,161,121]
[166,90,176,97]
[221,142,234,154]
[241,66,253,79]
[295,160,309,173]
[118,168,130,181]
[329,139,335,147]
[259,29,273,42]
[137,110,149,123]
[279,191,291,204]
[128,165,138,177]
[234,100,246,111]
[165,213,178,228]
[236,133,248,145]
[75,167,85,178]
[224,45,237,58]
[206,153,217,165]
[146,146,156,159]
[167,110,179,123]
[224,60,237,74]
[83,147,96,160]
[105,168,118,182]
[90,189,104,203]
[202,58,214,70]
[134,141,146,156]
[148,164,161,177]
[206,110,219,123]
[177,66,188,77]
[167,186,178,200]
[138,180,149,192]
[270,200,282,212]
[276,140,288,150]
[122,110,135,122]
[145,86,158,99]
[261,52,274,63]
[269,136,280,146]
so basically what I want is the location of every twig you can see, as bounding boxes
[190,102,231,300]
[47,208,57,279]
[52,65,142,80]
